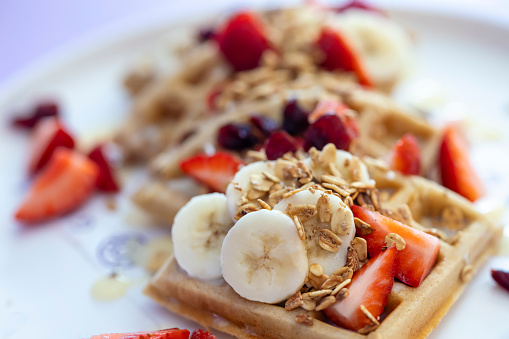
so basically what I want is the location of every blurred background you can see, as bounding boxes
[1,0,509,86]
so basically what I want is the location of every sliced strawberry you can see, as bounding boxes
[352,205,440,287]
[89,328,190,339]
[216,11,270,71]
[28,116,75,174]
[325,246,397,331]
[439,125,485,202]
[190,329,217,339]
[335,0,386,16]
[12,101,59,129]
[308,100,359,139]
[264,131,300,160]
[206,87,222,112]
[88,144,120,193]
[316,27,373,87]
[389,133,421,175]
[491,269,509,293]
[180,152,243,193]
[15,148,99,223]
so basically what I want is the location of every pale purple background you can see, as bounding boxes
[1,0,508,86]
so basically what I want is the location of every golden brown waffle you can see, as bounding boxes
[145,165,500,339]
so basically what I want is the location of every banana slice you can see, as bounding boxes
[221,209,308,304]
[273,189,355,276]
[225,161,279,220]
[172,193,233,280]
[304,147,370,183]
[331,10,414,88]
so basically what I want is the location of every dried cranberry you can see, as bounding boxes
[250,114,278,136]
[88,144,120,193]
[218,123,260,151]
[282,100,309,136]
[12,101,59,129]
[191,329,217,339]
[198,27,216,42]
[335,0,386,15]
[304,114,352,151]
[491,269,509,293]
[264,131,300,160]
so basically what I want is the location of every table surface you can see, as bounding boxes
[1,0,509,86]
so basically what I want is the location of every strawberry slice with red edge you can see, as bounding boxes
[216,11,270,71]
[190,329,217,339]
[439,124,485,202]
[180,152,243,193]
[352,205,440,287]
[325,245,397,332]
[88,144,121,193]
[316,27,373,88]
[15,148,99,223]
[28,116,75,174]
[388,133,421,175]
[12,101,60,129]
[335,0,386,16]
[308,100,359,139]
[89,328,191,339]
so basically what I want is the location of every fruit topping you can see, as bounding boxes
[439,125,485,202]
[304,114,354,151]
[308,100,359,139]
[88,144,121,193]
[335,0,386,16]
[316,27,373,87]
[27,116,75,174]
[12,101,59,129]
[325,245,397,332]
[282,99,309,136]
[389,133,421,175]
[491,269,509,293]
[352,205,440,287]
[198,27,216,42]
[89,328,191,339]
[180,152,243,193]
[250,114,278,136]
[217,123,260,151]
[15,148,99,223]
[216,12,270,71]
[190,329,217,339]
[206,88,222,112]
[264,131,300,160]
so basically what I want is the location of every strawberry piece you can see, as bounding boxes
[439,125,485,202]
[316,27,373,88]
[352,205,440,287]
[15,148,99,223]
[389,133,421,175]
[28,116,75,174]
[325,246,397,331]
[264,131,300,160]
[190,329,217,339]
[491,269,509,293]
[89,328,190,339]
[335,0,386,16]
[206,87,222,112]
[216,12,270,71]
[12,101,59,129]
[308,100,359,139]
[88,145,120,193]
[180,152,243,193]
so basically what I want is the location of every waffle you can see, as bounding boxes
[145,164,500,338]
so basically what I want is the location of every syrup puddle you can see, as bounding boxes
[91,274,131,301]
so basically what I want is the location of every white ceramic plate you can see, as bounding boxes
[1,4,509,339]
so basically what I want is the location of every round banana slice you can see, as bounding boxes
[225,161,279,220]
[304,148,370,183]
[221,209,308,304]
[274,189,355,276]
[172,193,233,280]
[331,10,413,88]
